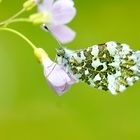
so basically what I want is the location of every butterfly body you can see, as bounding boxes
[56,41,140,94]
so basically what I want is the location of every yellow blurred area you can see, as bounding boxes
[0,0,140,140]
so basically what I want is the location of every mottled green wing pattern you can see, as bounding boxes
[57,41,140,94]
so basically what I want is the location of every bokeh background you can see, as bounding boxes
[0,0,140,139]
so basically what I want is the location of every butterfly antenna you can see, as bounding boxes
[42,24,62,63]
[42,24,63,48]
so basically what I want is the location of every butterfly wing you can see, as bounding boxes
[57,41,140,94]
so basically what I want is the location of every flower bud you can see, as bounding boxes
[34,48,48,63]
[29,12,52,25]
[23,0,37,11]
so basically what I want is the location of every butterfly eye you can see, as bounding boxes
[61,50,65,56]
[57,48,65,57]
[57,53,61,57]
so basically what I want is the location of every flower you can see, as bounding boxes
[34,48,77,96]
[34,0,76,44]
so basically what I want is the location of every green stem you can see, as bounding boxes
[4,18,31,27]
[0,27,37,50]
[0,8,25,26]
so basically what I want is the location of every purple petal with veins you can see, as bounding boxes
[43,57,77,96]
[36,0,76,44]
[51,25,76,44]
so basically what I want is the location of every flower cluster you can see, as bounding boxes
[35,0,76,44]
[33,0,77,95]
[1,0,139,96]
[34,48,77,96]
[0,0,77,96]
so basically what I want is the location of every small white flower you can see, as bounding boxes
[34,48,77,96]
[35,0,76,44]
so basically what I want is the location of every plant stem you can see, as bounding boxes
[4,18,31,27]
[0,27,37,50]
[0,8,25,26]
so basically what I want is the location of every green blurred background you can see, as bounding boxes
[0,0,140,139]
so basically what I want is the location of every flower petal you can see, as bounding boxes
[50,25,76,44]
[43,61,76,95]
[38,0,54,12]
[48,81,71,96]
[52,0,76,25]
[45,64,74,87]
[35,48,76,96]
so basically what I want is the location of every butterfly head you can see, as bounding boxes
[56,47,66,58]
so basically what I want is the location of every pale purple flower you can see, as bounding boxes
[43,57,77,96]
[35,48,77,96]
[36,0,76,44]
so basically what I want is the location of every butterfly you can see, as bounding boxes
[56,41,140,94]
